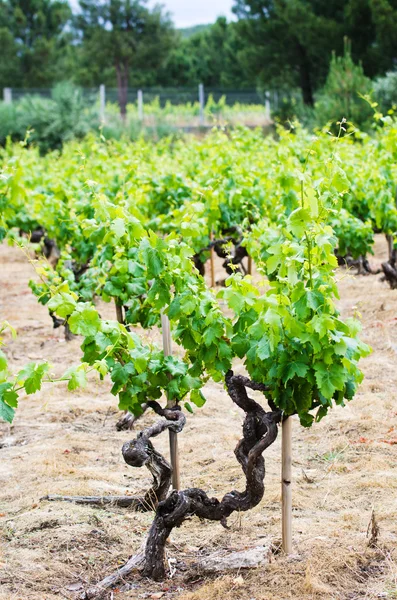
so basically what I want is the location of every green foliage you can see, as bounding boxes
[0,0,72,88]
[75,0,176,115]
[315,41,373,131]
[1,0,397,107]
[179,24,210,39]
[0,320,96,423]
[233,0,397,105]
[331,209,374,259]
[271,92,312,127]
[161,17,247,88]
[16,83,97,152]
[0,102,18,145]
[2,122,384,427]
[233,0,343,105]
[374,71,397,114]
[240,163,371,425]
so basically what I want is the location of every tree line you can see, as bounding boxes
[1,0,397,116]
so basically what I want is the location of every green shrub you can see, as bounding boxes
[0,102,20,145]
[314,39,373,131]
[102,116,180,143]
[17,83,97,153]
[0,82,98,153]
[374,71,397,114]
[271,92,313,128]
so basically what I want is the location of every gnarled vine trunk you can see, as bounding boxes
[335,253,379,275]
[193,229,250,283]
[382,247,397,289]
[44,402,183,512]
[80,371,281,598]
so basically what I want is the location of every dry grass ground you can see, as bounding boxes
[0,236,396,600]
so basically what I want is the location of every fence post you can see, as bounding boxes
[199,83,205,126]
[99,84,106,123]
[265,92,271,121]
[273,91,279,112]
[161,313,180,490]
[3,88,12,104]
[137,89,143,121]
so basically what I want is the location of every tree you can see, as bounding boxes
[161,17,254,88]
[0,0,72,87]
[315,39,373,130]
[0,28,22,88]
[365,0,397,74]
[232,0,343,105]
[75,0,176,118]
[232,0,397,103]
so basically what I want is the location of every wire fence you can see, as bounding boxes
[2,85,302,128]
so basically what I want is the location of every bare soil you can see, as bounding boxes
[0,237,396,600]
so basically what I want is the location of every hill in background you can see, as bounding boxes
[179,24,210,38]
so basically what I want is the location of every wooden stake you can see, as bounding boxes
[210,231,216,288]
[282,417,292,554]
[386,234,394,261]
[161,313,180,490]
[247,255,253,276]
[115,302,123,324]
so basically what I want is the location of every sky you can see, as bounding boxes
[148,0,235,27]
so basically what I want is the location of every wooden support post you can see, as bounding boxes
[386,234,394,261]
[247,255,253,276]
[282,417,292,554]
[115,302,123,324]
[210,230,216,288]
[99,84,106,123]
[161,313,180,490]
[199,83,205,126]
[138,89,143,121]
[265,92,271,121]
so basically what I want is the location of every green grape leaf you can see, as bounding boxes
[314,362,345,399]
[331,167,350,193]
[168,297,181,319]
[0,382,18,409]
[111,218,126,238]
[285,362,308,383]
[110,362,136,394]
[0,350,7,372]
[190,388,206,407]
[299,412,315,427]
[287,208,311,238]
[3,389,18,408]
[203,322,224,346]
[164,356,187,377]
[0,398,15,423]
[141,242,163,278]
[17,362,49,394]
[47,293,77,318]
[310,314,336,338]
[62,365,88,391]
[69,304,101,337]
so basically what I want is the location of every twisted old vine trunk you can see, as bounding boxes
[80,371,282,599]
[192,226,250,283]
[335,253,379,276]
[115,404,148,431]
[382,247,397,289]
[43,403,184,511]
